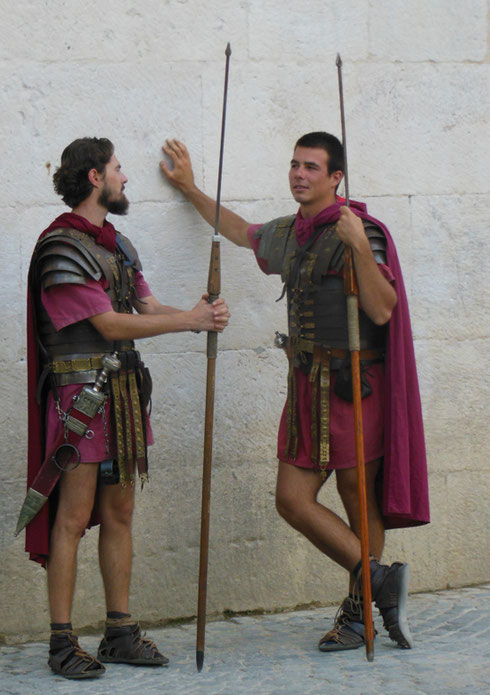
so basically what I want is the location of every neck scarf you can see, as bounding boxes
[40,212,117,253]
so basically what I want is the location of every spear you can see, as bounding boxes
[196,42,231,673]
[336,53,375,662]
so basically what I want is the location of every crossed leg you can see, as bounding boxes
[275,458,383,573]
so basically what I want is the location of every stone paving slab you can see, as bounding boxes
[1,585,489,695]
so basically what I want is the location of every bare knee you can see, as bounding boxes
[276,486,314,530]
[100,487,135,529]
[275,487,296,523]
[53,507,92,539]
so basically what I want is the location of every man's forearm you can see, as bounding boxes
[89,309,196,341]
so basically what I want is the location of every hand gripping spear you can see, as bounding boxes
[196,42,231,673]
[336,53,375,662]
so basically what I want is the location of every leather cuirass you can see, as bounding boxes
[258,215,387,353]
[32,228,142,381]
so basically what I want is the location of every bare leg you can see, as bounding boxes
[97,481,135,614]
[275,461,362,572]
[47,463,99,623]
[336,459,384,592]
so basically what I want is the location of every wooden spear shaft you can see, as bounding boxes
[196,42,231,673]
[336,53,375,662]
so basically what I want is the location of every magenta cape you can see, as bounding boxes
[324,200,430,528]
[25,213,116,566]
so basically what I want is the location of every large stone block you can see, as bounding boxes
[446,470,490,587]
[410,194,490,340]
[0,61,203,206]
[369,0,487,62]
[248,0,368,62]
[0,1,248,63]
[340,64,490,196]
[415,339,488,473]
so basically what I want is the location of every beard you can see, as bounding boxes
[98,183,129,216]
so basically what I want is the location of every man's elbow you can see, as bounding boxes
[373,295,397,325]
[88,313,121,341]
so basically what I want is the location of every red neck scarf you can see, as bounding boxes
[40,212,117,253]
[294,197,348,246]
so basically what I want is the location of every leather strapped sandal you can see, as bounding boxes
[98,623,169,666]
[318,596,376,652]
[48,630,106,679]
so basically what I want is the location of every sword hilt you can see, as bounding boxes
[93,352,121,392]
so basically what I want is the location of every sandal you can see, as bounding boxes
[318,596,375,652]
[48,630,105,679]
[98,622,168,666]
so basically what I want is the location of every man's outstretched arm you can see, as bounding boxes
[160,139,252,249]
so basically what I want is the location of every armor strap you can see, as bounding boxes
[128,369,148,485]
[309,347,330,477]
[110,373,127,483]
[285,356,298,460]
[110,368,149,487]
[284,341,383,471]
[119,370,134,483]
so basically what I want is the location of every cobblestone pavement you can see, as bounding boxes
[1,585,489,695]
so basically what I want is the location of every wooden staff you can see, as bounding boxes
[196,42,231,673]
[336,53,375,662]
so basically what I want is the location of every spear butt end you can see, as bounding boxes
[196,650,204,672]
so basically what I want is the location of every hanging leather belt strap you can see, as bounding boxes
[283,340,383,470]
[310,346,331,478]
[109,351,149,487]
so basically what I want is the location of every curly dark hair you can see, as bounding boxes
[294,132,344,175]
[52,137,114,208]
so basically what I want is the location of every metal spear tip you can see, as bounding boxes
[336,53,343,68]
[225,42,231,56]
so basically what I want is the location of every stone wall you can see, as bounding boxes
[1,0,488,641]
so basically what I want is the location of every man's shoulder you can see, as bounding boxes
[256,214,295,239]
[33,229,105,290]
[361,219,388,264]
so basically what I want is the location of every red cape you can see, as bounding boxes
[25,214,117,566]
[324,200,430,528]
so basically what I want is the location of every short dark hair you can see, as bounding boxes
[294,132,344,175]
[53,137,114,208]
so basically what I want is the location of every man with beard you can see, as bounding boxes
[160,133,429,654]
[26,137,230,679]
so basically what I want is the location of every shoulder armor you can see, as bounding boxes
[362,221,387,265]
[255,216,295,274]
[116,233,143,272]
[35,231,103,289]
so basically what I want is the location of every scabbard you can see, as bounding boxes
[15,395,100,537]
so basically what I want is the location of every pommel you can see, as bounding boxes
[101,354,121,373]
[336,53,342,68]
